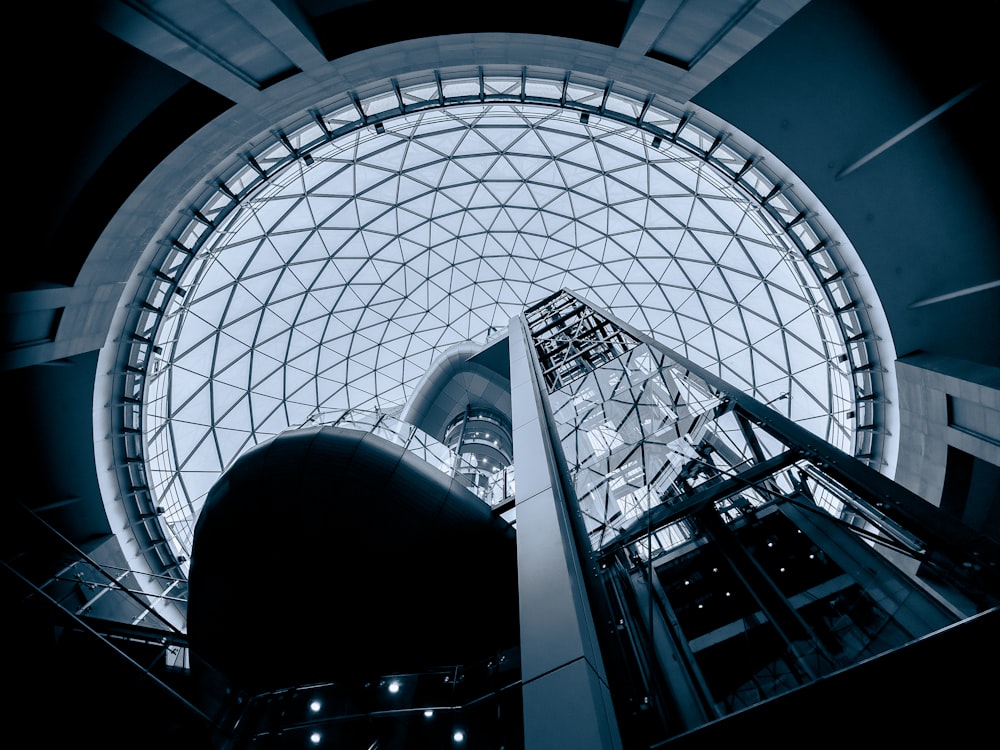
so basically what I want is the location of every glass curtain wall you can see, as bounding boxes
[523,290,961,744]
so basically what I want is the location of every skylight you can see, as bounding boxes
[114,73,892,571]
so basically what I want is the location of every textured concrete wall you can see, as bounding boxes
[894,353,1000,508]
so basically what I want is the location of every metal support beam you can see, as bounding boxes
[226,0,328,72]
[604,450,799,556]
[619,561,715,730]
[96,0,261,104]
[564,290,999,604]
[509,314,624,750]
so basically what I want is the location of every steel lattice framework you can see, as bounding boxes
[110,71,893,574]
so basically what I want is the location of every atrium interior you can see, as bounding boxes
[3,1,998,748]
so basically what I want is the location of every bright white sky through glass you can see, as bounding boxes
[143,98,858,558]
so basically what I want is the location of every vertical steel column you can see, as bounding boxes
[509,314,624,750]
[622,562,716,730]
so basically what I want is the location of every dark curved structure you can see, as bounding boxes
[188,426,519,696]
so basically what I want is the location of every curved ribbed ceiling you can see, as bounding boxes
[138,80,870,561]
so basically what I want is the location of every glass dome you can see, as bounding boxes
[114,73,890,570]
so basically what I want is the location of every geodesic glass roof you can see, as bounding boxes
[129,75,882,564]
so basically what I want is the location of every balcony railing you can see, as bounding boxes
[300,409,515,511]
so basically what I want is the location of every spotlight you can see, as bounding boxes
[424,709,434,718]
[309,699,322,713]
[388,680,401,694]
[310,732,322,745]
[453,729,466,743]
